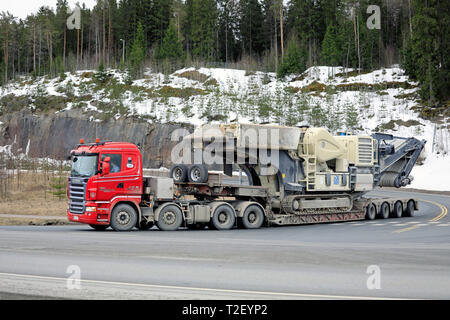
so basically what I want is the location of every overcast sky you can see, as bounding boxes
[0,0,97,19]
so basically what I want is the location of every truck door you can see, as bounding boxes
[122,152,142,196]
[96,153,123,201]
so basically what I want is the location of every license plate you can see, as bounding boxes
[73,216,79,221]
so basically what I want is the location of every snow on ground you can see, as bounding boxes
[0,65,448,190]
[410,154,450,191]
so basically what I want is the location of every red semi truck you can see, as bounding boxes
[67,124,425,232]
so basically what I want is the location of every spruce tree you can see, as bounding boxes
[157,20,184,61]
[129,21,146,79]
[277,36,307,78]
[321,23,341,67]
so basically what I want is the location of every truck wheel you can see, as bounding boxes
[241,205,264,229]
[188,164,208,183]
[365,204,376,220]
[170,164,188,182]
[211,204,235,230]
[391,201,403,218]
[156,205,183,231]
[378,202,390,219]
[404,200,415,217]
[89,224,109,231]
[110,204,138,231]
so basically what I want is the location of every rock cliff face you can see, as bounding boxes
[0,110,193,168]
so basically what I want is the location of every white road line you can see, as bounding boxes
[436,224,449,227]
[0,272,411,300]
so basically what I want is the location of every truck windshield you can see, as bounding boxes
[71,154,98,177]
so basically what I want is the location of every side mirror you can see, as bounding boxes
[101,157,111,176]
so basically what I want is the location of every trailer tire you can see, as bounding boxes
[404,200,415,217]
[211,204,235,230]
[170,164,188,182]
[89,224,109,231]
[391,201,403,218]
[156,205,183,231]
[241,205,264,229]
[110,204,138,231]
[188,164,208,183]
[378,202,390,219]
[365,203,376,220]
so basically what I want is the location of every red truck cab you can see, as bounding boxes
[67,140,143,229]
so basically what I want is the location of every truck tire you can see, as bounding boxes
[241,204,264,229]
[170,164,188,182]
[365,203,376,220]
[89,224,109,231]
[404,200,415,217]
[211,204,235,230]
[156,204,183,231]
[110,204,138,231]
[391,201,403,218]
[378,202,390,219]
[188,164,208,183]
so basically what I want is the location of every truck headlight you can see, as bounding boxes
[85,206,97,212]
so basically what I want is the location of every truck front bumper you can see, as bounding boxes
[67,204,110,225]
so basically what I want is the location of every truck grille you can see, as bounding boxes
[358,138,373,164]
[68,177,87,214]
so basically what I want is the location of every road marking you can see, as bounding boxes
[394,225,421,233]
[0,272,413,300]
[393,200,448,233]
[423,200,448,222]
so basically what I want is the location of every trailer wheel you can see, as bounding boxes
[404,200,415,217]
[110,204,138,231]
[188,164,208,183]
[211,204,235,230]
[365,204,376,220]
[156,205,183,231]
[170,164,188,182]
[378,202,390,219]
[89,224,109,231]
[241,205,264,229]
[391,201,403,218]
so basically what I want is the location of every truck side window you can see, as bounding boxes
[102,154,122,173]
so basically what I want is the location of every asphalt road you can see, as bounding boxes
[0,189,449,300]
